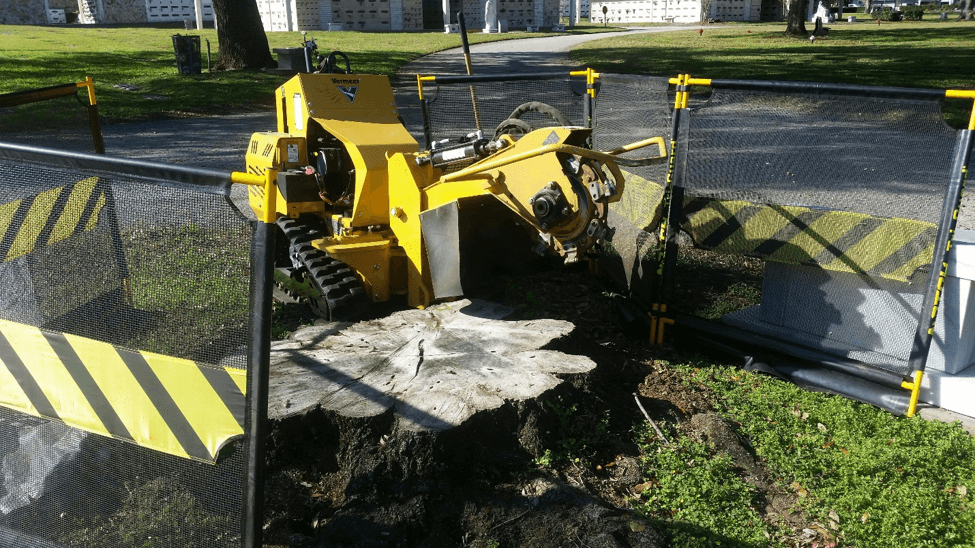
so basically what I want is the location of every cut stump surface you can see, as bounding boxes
[268,299,596,431]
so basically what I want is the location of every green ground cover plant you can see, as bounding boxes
[634,430,776,546]
[640,361,975,547]
[567,22,975,546]
[533,396,610,467]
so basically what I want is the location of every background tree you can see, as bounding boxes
[211,0,275,70]
[700,0,714,21]
[962,0,972,20]
[785,0,809,34]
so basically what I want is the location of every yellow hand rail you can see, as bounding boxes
[441,136,667,187]
[607,136,667,159]
[231,171,278,224]
[76,77,97,106]
[946,89,975,131]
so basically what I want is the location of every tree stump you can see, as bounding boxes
[263,299,665,547]
[268,299,597,430]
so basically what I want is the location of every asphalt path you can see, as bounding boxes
[91,26,672,215]
[100,26,678,173]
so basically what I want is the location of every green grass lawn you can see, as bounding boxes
[3,21,971,121]
[0,23,615,120]
[571,20,975,127]
[571,21,975,90]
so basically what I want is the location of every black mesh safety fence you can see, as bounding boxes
[0,144,270,547]
[418,72,589,153]
[672,82,962,378]
[590,74,675,308]
[0,81,105,155]
[592,76,972,394]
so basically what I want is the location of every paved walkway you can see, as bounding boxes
[397,26,682,76]
[100,26,677,172]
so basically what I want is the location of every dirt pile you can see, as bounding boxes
[262,264,821,547]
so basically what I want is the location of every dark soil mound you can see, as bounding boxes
[263,264,818,547]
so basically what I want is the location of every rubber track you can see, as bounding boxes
[276,217,369,321]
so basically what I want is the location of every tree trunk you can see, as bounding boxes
[785,0,809,35]
[963,0,973,21]
[211,0,275,70]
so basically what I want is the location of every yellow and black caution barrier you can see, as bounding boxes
[0,120,279,546]
[681,197,939,283]
[0,318,247,464]
[0,176,107,262]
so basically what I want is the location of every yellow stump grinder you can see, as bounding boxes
[246,68,666,320]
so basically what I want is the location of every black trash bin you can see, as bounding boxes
[273,47,308,73]
[172,34,201,75]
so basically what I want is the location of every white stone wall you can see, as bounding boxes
[0,0,48,24]
[0,0,558,29]
[540,0,560,25]
[401,0,422,28]
[320,0,394,30]
[264,0,559,31]
[590,0,761,23]
[462,0,484,26]
[258,0,325,31]
[470,0,560,28]
[100,0,149,22]
[561,0,590,18]
[711,0,761,21]
[1,0,554,30]
[25,0,212,24]
[590,0,702,23]
[501,0,550,27]
[389,0,402,29]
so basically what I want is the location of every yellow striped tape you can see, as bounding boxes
[682,197,937,283]
[0,319,247,464]
[609,170,666,231]
[1,177,105,262]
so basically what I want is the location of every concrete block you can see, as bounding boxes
[726,229,975,375]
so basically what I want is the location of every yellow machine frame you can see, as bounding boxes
[247,72,665,311]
